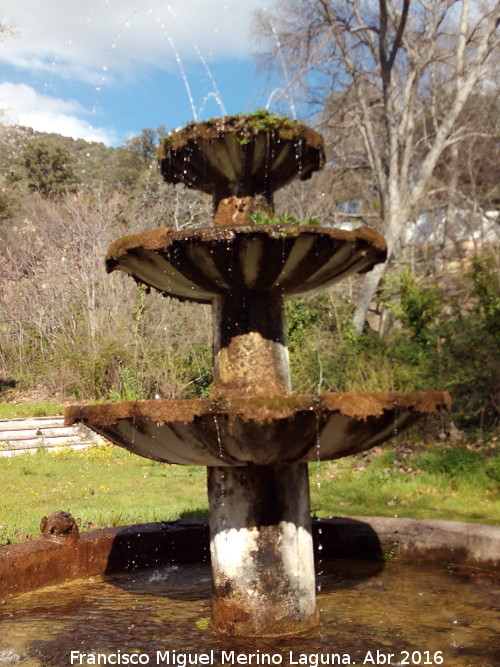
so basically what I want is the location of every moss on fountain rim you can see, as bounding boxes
[63,392,451,467]
[158,110,325,156]
[65,391,451,428]
[103,224,387,303]
[105,224,387,266]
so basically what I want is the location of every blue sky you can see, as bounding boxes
[0,0,286,146]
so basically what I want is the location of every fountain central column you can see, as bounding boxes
[211,290,290,399]
[208,462,317,636]
[207,276,317,636]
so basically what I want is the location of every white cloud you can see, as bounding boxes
[0,1,276,143]
[0,0,270,82]
[0,83,117,144]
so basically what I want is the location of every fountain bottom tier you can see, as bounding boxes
[65,392,450,467]
[66,391,449,636]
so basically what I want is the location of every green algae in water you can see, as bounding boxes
[1,561,498,666]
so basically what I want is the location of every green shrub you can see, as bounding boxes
[108,366,145,401]
[382,268,442,342]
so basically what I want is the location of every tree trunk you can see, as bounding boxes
[352,207,406,334]
[352,261,388,333]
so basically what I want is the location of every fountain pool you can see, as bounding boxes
[1,557,499,667]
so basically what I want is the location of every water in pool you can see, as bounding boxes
[0,561,498,667]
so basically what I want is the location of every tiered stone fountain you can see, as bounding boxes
[65,114,449,637]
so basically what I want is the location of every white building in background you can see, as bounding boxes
[401,209,500,252]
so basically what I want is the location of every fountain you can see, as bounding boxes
[63,113,450,637]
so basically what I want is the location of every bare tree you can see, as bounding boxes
[255,0,500,331]
[0,189,212,400]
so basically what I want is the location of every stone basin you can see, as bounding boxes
[105,225,387,303]
[158,115,325,196]
[65,392,450,467]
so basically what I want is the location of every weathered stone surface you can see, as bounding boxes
[65,392,451,466]
[1,518,498,601]
[316,517,500,572]
[0,521,209,600]
[40,511,79,537]
[105,226,387,303]
[212,291,290,397]
[208,463,317,636]
[213,195,274,227]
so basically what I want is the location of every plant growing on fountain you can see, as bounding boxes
[66,113,450,637]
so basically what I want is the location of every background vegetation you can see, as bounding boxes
[1,442,499,545]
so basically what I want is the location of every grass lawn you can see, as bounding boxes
[1,439,498,545]
[0,401,63,419]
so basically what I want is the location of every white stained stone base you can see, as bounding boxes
[207,463,317,636]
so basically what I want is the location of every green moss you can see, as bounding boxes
[250,212,320,227]
[159,110,323,151]
[107,235,137,255]
[217,109,296,144]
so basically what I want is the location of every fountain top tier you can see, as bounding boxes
[158,112,324,194]
[158,112,325,226]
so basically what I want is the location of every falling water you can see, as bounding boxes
[213,414,224,461]
[213,415,226,512]
[164,34,197,122]
[313,407,324,606]
[65,3,229,129]
[393,400,400,439]
[392,400,400,519]
[265,88,290,113]
[198,92,227,118]
[117,7,198,121]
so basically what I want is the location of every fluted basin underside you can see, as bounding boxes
[158,116,324,196]
[65,392,450,467]
[105,225,387,303]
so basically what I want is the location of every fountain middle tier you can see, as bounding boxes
[64,392,450,467]
[105,225,387,302]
